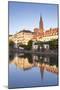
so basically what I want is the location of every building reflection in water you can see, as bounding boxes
[9,53,58,80]
[32,54,50,80]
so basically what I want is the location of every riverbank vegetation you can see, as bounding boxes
[9,39,58,51]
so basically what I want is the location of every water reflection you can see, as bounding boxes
[9,53,58,88]
[9,53,58,74]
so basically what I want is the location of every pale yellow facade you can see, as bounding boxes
[9,30,33,45]
[37,35,58,42]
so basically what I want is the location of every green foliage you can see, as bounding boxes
[18,39,58,50]
[34,39,58,50]
[49,39,58,49]
[18,40,33,50]
[9,40,15,53]
[9,40,15,48]
[27,40,33,50]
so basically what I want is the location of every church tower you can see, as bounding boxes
[39,16,44,31]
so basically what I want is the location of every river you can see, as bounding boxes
[8,53,58,88]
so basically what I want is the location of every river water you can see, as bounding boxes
[8,53,58,88]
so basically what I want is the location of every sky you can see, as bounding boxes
[8,2,58,34]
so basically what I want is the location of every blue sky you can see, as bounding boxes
[8,2,58,34]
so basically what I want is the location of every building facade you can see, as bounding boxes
[9,16,58,46]
[9,30,33,45]
[33,16,58,42]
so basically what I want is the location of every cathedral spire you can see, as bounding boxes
[39,15,44,30]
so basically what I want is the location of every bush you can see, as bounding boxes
[9,40,15,48]
[49,39,58,50]
[27,40,33,50]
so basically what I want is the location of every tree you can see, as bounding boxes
[49,39,58,50]
[27,40,33,50]
[9,40,15,48]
